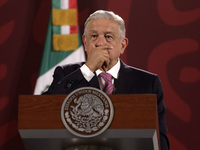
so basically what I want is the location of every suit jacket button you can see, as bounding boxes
[67,83,72,88]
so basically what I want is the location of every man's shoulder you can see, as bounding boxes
[121,61,157,77]
[60,62,85,70]
[53,62,85,76]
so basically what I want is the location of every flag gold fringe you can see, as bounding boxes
[53,34,78,51]
[52,9,77,26]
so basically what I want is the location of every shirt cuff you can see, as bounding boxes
[80,64,95,82]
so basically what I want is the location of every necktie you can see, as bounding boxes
[99,72,113,94]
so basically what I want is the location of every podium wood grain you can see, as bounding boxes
[18,94,158,131]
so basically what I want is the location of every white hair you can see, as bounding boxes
[83,10,126,39]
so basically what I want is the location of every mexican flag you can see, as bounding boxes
[34,0,85,95]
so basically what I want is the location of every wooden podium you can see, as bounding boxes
[18,94,160,150]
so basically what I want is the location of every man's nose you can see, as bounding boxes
[95,36,106,47]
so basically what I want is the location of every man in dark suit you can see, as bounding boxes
[44,10,169,149]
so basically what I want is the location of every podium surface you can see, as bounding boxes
[18,94,159,150]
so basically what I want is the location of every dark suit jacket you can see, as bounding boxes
[44,60,170,150]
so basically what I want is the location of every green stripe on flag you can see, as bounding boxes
[53,25,61,34]
[52,0,61,9]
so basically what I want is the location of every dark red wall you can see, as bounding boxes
[0,0,199,149]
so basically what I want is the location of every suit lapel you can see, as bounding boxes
[89,73,100,89]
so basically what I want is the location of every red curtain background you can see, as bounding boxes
[0,0,199,149]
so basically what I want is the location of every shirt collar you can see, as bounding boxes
[96,59,120,79]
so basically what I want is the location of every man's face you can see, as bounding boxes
[82,19,128,67]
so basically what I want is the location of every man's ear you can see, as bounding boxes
[82,35,87,51]
[120,38,128,54]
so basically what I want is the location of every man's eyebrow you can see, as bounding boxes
[87,30,114,35]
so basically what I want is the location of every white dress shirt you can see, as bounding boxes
[80,59,121,90]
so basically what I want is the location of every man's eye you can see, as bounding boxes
[105,35,113,40]
[91,35,98,38]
